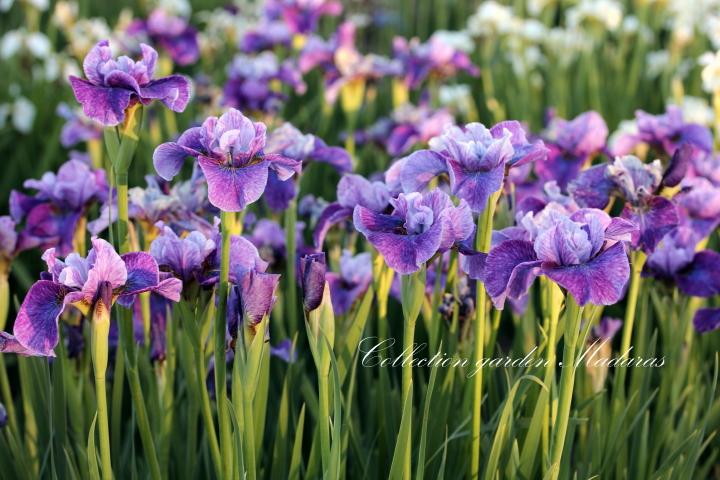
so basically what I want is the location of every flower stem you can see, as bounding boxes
[549,294,584,480]
[470,191,500,480]
[215,210,234,480]
[285,199,298,336]
[91,303,112,480]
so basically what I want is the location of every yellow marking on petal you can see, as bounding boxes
[121,103,142,140]
[292,34,307,51]
[392,78,409,108]
[340,78,366,115]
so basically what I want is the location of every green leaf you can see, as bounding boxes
[289,404,307,480]
[415,345,439,480]
[87,414,100,480]
[388,383,413,480]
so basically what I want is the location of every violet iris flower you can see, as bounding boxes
[10,158,108,256]
[153,109,301,212]
[267,0,343,35]
[248,219,291,267]
[69,40,190,126]
[536,111,608,189]
[611,106,713,157]
[313,173,391,249]
[300,252,327,312]
[150,226,216,285]
[0,238,181,357]
[364,103,455,156]
[482,208,635,308]
[127,9,200,66]
[56,103,102,148]
[399,121,547,212]
[675,178,720,239]
[326,251,372,314]
[353,189,474,274]
[263,123,351,211]
[227,269,280,338]
[0,216,18,274]
[569,155,679,252]
[223,52,306,114]
[392,33,478,89]
[241,21,293,53]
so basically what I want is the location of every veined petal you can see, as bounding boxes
[543,241,630,306]
[139,75,191,112]
[484,240,540,309]
[198,155,269,212]
[400,150,448,193]
[121,252,160,295]
[13,280,69,356]
[69,76,133,126]
[676,250,720,298]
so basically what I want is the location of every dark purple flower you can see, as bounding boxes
[484,208,634,307]
[269,0,343,35]
[1,238,181,356]
[591,317,622,341]
[150,226,215,284]
[365,103,455,156]
[326,251,372,314]
[675,250,720,298]
[223,52,305,114]
[643,227,698,281]
[241,21,292,53]
[153,109,301,212]
[353,189,473,274]
[10,159,108,256]
[300,252,327,312]
[69,40,190,126]
[693,308,720,333]
[675,178,720,239]
[270,338,296,363]
[56,103,103,148]
[227,270,280,336]
[537,111,608,189]
[127,9,200,66]
[392,33,478,89]
[612,106,713,157]
[313,173,391,249]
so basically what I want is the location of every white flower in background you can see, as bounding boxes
[0,29,51,59]
[65,18,111,58]
[700,51,720,93]
[438,84,473,115]
[0,97,37,134]
[528,0,556,16]
[156,0,191,17]
[544,28,592,66]
[520,19,547,43]
[645,50,670,78]
[431,30,474,53]
[669,96,715,126]
[467,1,518,37]
[566,0,623,32]
[667,0,720,46]
[705,15,720,49]
[52,1,78,29]
[197,7,256,52]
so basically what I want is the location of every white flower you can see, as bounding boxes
[0,31,22,59]
[645,50,670,78]
[430,30,474,54]
[26,32,51,58]
[52,1,78,29]
[12,97,36,134]
[467,1,517,37]
[669,96,714,126]
[700,50,720,93]
[438,84,473,115]
[566,0,623,32]
[156,0,191,17]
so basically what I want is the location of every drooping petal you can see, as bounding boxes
[198,155,269,212]
[662,143,692,188]
[153,139,199,181]
[568,164,613,209]
[693,308,720,333]
[121,252,160,295]
[138,75,191,112]
[676,250,720,298]
[68,76,133,126]
[543,241,630,306]
[313,203,353,250]
[264,169,297,212]
[13,280,69,356]
[621,196,679,252]
[400,150,448,193]
[447,157,505,212]
[484,240,540,309]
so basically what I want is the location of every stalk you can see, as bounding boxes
[549,295,584,480]
[470,191,500,480]
[91,297,112,480]
[215,210,234,479]
[285,199,298,335]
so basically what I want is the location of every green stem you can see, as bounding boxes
[549,295,584,480]
[318,371,331,473]
[91,304,112,480]
[196,328,222,477]
[215,211,234,480]
[285,200,298,336]
[470,192,499,480]
[401,315,416,480]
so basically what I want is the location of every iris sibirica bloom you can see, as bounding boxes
[482,207,635,307]
[400,121,547,212]
[10,158,107,256]
[0,238,181,356]
[536,111,608,189]
[150,225,216,285]
[223,52,306,114]
[69,40,190,126]
[354,189,474,274]
[266,0,343,35]
[569,155,679,252]
[56,103,102,148]
[153,108,301,212]
[127,9,200,66]
[326,251,372,314]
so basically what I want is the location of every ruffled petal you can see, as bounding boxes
[484,240,540,309]
[400,150,448,193]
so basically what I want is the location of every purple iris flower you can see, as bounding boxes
[569,155,679,252]
[400,121,547,212]
[392,33,478,89]
[127,9,200,66]
[591,317,622,342]
[223,52,306,114]
[241,20,293,53]
[675,178,720,239]
[263,123,351,211]
[364,103,455,156]
[0,238,181,357]
[248,219,289,267]
[694,308,720,333]
[353,189,473,274]
[267,0,343,35]
[68,40,191,126]
[150,226,215,285]
[612,106,713,157]
[326,251,372,315]
[536,111,608,189]
[482,208,635,308]
[643,227,698,280]
[270,338,297,363]
[0,216,18,271]
[10,159,108,256]
[313,173,391,249]
[56,103,102,148]
[300,252,327,312]
[153,109,301,212]
[227,269,280,338]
